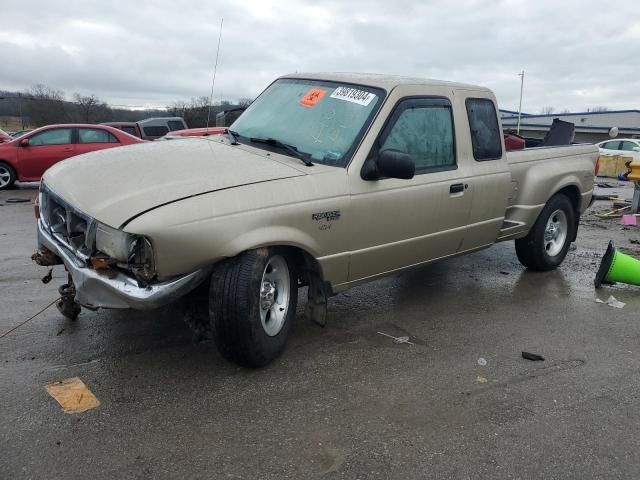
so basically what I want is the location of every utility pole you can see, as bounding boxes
[517,70,525,135]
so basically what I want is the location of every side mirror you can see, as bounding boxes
[19,138,29,147]
[361,149,415,180]
[633,147,640,152]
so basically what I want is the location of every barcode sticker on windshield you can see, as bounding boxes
[330,87,376,106]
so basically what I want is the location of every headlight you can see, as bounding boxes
[95,223,155,283]
[96,223,137,261]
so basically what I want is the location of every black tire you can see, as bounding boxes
[0,162,16,190]
[209,247,298,368]
[515,194,576,271]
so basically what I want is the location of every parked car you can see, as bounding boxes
[11,129,34,138]
[596,138,640,161]
[0,124,144,190]
[0,128,12,143]
[34,73,598,367]
[102,118,188,141]
[137,117,188,140]
[162,127,226,139]
[101,122,142,139]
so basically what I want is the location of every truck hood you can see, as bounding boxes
[43,138,306,228]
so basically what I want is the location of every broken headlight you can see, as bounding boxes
[95,223,155,283]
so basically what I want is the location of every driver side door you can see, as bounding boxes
[347,96,473,281]
[17,127,75,180]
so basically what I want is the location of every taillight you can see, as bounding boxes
[595,158,600,176]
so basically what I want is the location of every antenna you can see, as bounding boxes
[205,18,224,132]
[517,70,525,135]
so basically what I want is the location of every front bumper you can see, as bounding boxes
[37,219,211,310]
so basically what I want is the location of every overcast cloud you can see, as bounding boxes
[1,0,638,113]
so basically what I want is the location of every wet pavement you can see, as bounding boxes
[2,181,640,479]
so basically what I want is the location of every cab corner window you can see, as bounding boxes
[380,99,455,172]
[466,98,502,161]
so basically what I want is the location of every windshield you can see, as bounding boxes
[230,78,385,167]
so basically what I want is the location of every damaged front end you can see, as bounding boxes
[33,184,211,318]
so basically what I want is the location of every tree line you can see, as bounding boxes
[0,84,252,129]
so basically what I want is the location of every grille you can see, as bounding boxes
[40,185,97,261]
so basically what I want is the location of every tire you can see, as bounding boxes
[515,194,576,271]
[0,162,16,190]
[209,247,298,367]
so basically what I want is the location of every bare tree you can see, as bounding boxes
[72,93,110,123]
[23,84,68,126]
[587,106,609,113]
[238,98,253,108]
[540,106,555,114]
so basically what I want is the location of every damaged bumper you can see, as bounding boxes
[37,219,211,310]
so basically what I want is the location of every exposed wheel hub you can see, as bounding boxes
[260,280,277,311]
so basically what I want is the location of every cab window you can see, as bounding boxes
[379,97,456,172]
[466,98,502,161]
[28,128,73,146]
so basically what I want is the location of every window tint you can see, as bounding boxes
[601,141,620,150]
[78,128,118,144]
[167,120,184,131]
[143,126,169,137]
[29,128,72,146]
[620,141,638,151]
[121,126,137,136]
[381,101,455,170]
[466,98,502,161]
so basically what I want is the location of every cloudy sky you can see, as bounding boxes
[1,0,638,113]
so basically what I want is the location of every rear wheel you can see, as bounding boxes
[0,162,16,190]
[515,194,575,271]
[209,247,298,367]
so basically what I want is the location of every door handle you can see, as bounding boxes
[449,183,465,194]
[63,147,74,152]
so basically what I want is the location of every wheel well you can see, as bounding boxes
[555,185,580,213]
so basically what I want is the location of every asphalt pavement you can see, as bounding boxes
[2,181,640,479]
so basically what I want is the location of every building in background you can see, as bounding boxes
[500,110,640,143]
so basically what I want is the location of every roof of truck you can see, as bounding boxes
[280,72,489,92]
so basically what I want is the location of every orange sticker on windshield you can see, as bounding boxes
[299,88,327,108]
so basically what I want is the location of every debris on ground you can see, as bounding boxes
[477,357,487,366]
[475,376,488,384]
[376,331,414,345]
[499,271,510,275]
[596,296,626,309]
[630,239,640,245]
[44,377,101,414]
[522,351,545,361]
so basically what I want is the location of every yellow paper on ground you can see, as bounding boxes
[45,377,100,414]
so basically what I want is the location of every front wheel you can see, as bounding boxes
[209,247,298,367]
[515,194,576,271]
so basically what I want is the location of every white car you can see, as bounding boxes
[597,138,640,160]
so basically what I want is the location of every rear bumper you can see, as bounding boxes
[37,219,210,310]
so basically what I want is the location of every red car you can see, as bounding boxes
[0,124,144,190]
[0,128,12,143]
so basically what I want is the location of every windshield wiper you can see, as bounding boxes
[226,129,239,145]
[249,137,314,167]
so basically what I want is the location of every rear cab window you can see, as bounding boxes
[143,126,169,137]
[466,98,503,161]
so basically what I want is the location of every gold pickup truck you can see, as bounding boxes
[34,73,598,367]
